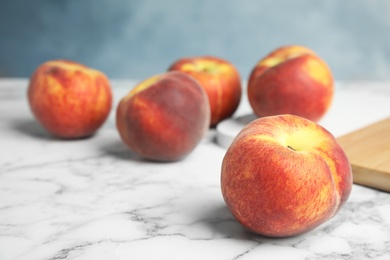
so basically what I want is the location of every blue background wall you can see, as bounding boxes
[1,0,390,81]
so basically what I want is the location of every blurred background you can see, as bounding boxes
[1,0,390,81]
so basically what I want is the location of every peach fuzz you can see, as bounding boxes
[116,71,210,162]
[221,114,352,237]
[247,45,334,122]
[27,60,112,139]
[169,56,241,127]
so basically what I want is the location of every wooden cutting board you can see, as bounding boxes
[337,117,390,192]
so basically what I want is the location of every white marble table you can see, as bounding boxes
[1,78,390,260]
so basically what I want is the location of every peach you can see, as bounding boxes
[247,45,334,122]
[27,60,112,139]
[168,56,242,127]
[116,71,210,161]
[221,114,352,237]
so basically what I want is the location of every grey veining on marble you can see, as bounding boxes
[0,79,390,260]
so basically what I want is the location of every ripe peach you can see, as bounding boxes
[248,45,334,122]
[221,114,352,237]
[116,71,210,161]
[27,60,112,139]
[168,56,242,127]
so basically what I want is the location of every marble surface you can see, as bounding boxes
[1,79,390,260]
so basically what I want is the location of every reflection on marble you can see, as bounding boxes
[0,79,390,260]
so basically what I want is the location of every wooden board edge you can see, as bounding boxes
[352,165,390,192]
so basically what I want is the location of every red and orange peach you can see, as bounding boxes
[221,114,352,237]
[116,71,210,161]
[28,60,112,139]
[248,45,334,122]
[169,56,242,127]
